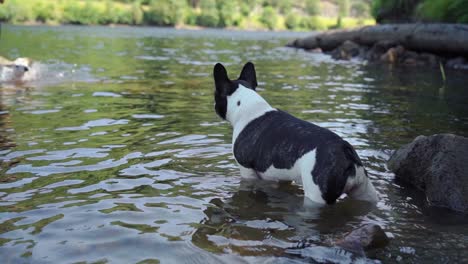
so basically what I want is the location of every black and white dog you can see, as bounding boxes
[213,62,378,205]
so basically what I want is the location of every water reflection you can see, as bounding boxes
[0,25,467,263]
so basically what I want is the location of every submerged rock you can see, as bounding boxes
[388,134,468,213]
[330,40,361,60]
[446,57,468,70]
[335,224,389,254]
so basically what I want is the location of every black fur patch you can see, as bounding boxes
[233,110,363,204]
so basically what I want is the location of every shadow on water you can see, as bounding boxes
[192,180,375,261]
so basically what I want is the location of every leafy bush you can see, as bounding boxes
[285,13,300,30]
[305,0,320,16]
[351,2,369,18]
[217,1,239,27]
[1,0,34,23]
[63,1,101,25]
[116,7,133,24]
[184,8,198,25]
[417,0,468,23]
[99,0,117,24]
[300,16,329,30]
[131,1,143,25]
[197,0,219,27]
[260,6,278,30]
[371,0,420,23]
[337,0,350,17]
[372,0,468,24]
[145,0,186,26]
[33,2,57,23]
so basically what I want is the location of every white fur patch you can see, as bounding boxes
[298,149,325,204]
[254,149,325,204]
[225,85,275,143]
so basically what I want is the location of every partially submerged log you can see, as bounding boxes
[288,24,468,57]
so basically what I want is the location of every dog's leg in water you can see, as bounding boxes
[239,166,259,179]
[345,166,379,203]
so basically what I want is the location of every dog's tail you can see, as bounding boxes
[312,140,363,204]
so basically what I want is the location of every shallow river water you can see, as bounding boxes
[0,25,467,263]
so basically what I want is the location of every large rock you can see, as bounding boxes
[388,134,468,213]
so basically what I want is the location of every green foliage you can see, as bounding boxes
[0,0,34,23]
[335,16,343,28]
[260,6,278,30]
[351,2,369,18]
[145,0,186,26]
[217,0,239,27]
[300,16,329,30]
[33,2,57,23]
[197,0,219,27]
[372,0,468,24]
[305,0,320,16]
[337,0,350,17]
[285,13,300,30]
[0,0,376,30]
[115,6,133,24]
[63,1,101,25]
[184,8,198,25]
[131,1,144,25]
[99,0,117,24]
[371,0,420,22]
[277,0,293,15]
[417,0,468,23]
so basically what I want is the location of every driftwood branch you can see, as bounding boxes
[288,24,468,56]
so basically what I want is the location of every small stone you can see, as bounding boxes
[331,40,361,60]
[335,224,389,254]
[380,45,405,63]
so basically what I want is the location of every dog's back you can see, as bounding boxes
[234,110,366,204]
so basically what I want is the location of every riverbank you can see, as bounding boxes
[0,0,374,31]
[287,24,468,70]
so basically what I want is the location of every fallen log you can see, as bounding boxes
[288,24,468,56]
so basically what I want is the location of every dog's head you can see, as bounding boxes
[213,62,258,120]
[12,58,31,77]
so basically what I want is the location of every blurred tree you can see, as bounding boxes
[197,0,219,27]
[372,0,420,23]
[260,6,278,30]
[33,1,57,23]
[145,0,186,26]
[351,1,369,18]
[338,0,350,17]
[285,12,300,30]
[305,0,320,16]
[217,0,239,27]
[131,1,143,25]
[417,0,468,23]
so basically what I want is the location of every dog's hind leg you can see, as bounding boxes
[299,150,326,204]
[239,166,260,179]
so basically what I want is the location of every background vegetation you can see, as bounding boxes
[372,0,468,24]
[0,0,375,31]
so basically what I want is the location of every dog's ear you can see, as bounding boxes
[238,62,257,90]
[214,63,231,95]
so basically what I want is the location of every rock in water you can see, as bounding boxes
[330,40,361,60]
[388,134,468,213]
[335,224,389,254]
